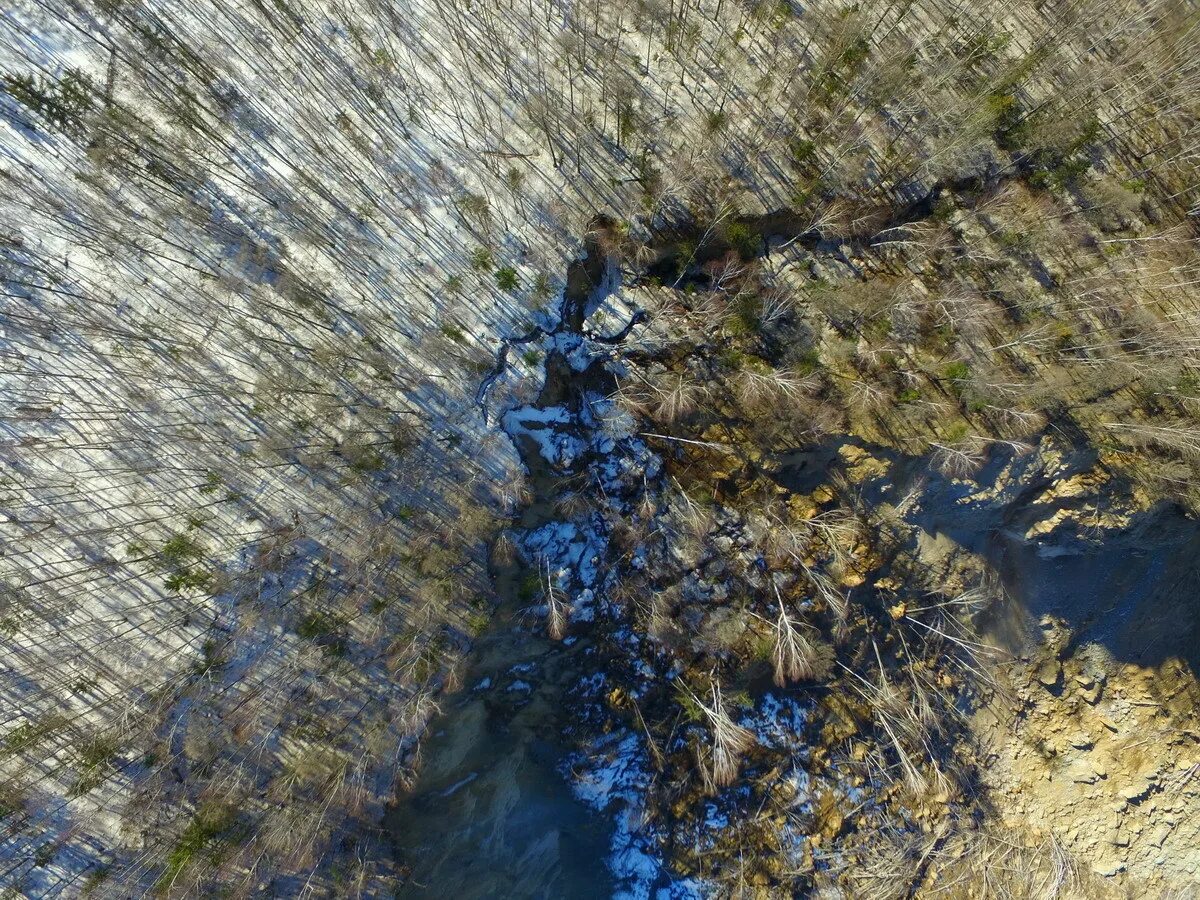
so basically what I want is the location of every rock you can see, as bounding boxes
[1093,857,1127,878]
[1035,659,1062,688]
[1120,782,1152,803]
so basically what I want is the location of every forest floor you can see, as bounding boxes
[4,0,1200,894]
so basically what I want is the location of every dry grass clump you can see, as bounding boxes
[673,481,716,539]
[733,366,817,408]
[614,371,709,424]
[920,827,1083,900]
[542,562,569,641]
[803,562,852,639]
[554,490,594,520]
[931,436,1033,479]
[845,818,1086,900]
[770,585,822,686]
[682,680,756,791]
[840,642,958,797]
[491,531,518,567]
[930,439,989,479]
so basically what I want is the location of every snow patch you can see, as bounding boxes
[565,729,708,899]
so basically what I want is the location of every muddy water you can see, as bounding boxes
[387,419,618,898]
[387,437,617,898]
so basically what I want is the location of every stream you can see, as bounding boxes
[384,583,615,898]
[387,231,683,898]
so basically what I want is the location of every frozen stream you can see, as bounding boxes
[388,233,693,898]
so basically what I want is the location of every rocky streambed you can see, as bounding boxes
[389,228,700,897]
[388,220,1200,897]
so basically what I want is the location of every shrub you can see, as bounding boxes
[391,421,419,455]
[704,109,728,134]
[517,570,541,603]
[3,69,94,136]
[790,138,817,164]
[70,735,119,796]
[531,272,554,301]
[468,247,493,271]
[165,569,212,591]
[82,865,112,895]
[987,92,1023,145]
[458,192,492,230]
[193,639,225,675]
[160,533,205,565]
[345,443,386,473]
[298,606,351,656]
[158,803,239,891]
[297,609,348,642]
[2,714,66,757]
[942,360,971,398]
[724,222,760,260]
[495,266,519,291]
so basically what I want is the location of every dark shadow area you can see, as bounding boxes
[771,435,1200,673]
[386,602,615,900]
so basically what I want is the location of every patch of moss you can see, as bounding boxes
[517,570,542,603]
[724,222,760,261]
[70,735,120,796]
[942,360,971,398]
[160,533,205,566]
[157,803,240,892]
[495,266,519,291]
[2,714,66,757]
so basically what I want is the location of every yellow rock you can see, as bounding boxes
[839,570,867,588]
[837,443,891,482]
[787,495,821,520]
[811,485,835,504]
